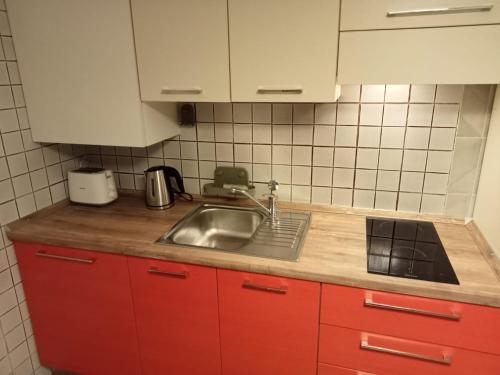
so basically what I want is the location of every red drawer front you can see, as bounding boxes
[319,363,377,375]
[218,269,320,375]
[321,284,500,355]
[319,325,500,375]
[128,257,221,375]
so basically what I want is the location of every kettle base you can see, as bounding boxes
[146,202,175,210]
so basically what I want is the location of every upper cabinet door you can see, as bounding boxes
[228,0,340,102]
[131,0,230,102]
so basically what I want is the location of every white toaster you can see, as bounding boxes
[68,168,118,205]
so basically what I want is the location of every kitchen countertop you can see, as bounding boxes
[6,193,500,307]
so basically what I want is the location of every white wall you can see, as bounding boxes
[474,85,500,256]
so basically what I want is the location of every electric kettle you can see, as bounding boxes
[144,166,192,209]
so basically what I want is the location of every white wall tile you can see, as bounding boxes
[410,85,436,103]
[385,85,410,102]
[11,174,31,198]
[252,145,271,164]
[311,186,331,204]
[377,170,400,191]
[421,194,445,214]
[291,185,311,203]
[338,85,360,102]
[291,166,311,185]
[353,189,375,208]
[252,124,271,144]
[313,126,335,147]
[180,141,198,160]
[234,144,251,163]
[272,165,291,184]
[197,143,215,161]
[426,151,453,173]
[336,104,359,125]
[215,143,233,162]
[292,146,312,166]
[214,103,233,123]
[432,104,459,127]
[334,148,356,168]
[429,128,456,150]
[16,194,36,217]
[272,125,292,145]
[398,192,422,212]
[196,123,215,142]
[355,169,377,189]
[181,160,198,178]
[272,145,291,165]
[214,123,233,142]
[313,147,334,167]
[0,109,19,133]
[375,191,398,210]
[380,128,405,149]
[361,85,385,102]
[360,104,383,126]
[315,104,336,125]
[402,150,427,172]
[233,123,252,143]
[233,104,252,123]
[253,104,271,124]
[400,172,424,192]
[358,127,381,148]
[0,86,13,109]
[272,104,292,124]
[252,164,271,182]
[335,126,357,147]
[332,188,353,206]
[333,168,354,188]
[378,149,403,170]
[383,104,408,126]
[312,167,332,187]
[293,104,314,124]
[356,148,379,169]
[292,125,313,145]
[6,154,27,177]
[405,127,430,149]
[435,85,464,103]
[407,104,433,127]
[423,173,449,194]
[196,103,214,122]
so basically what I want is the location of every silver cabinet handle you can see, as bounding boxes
[360,339,452,365]
[161,87,203,94]
[257,86,303,94]
[364,297,461,321]
[148,267,188,278]
[242,281,288,294]
[387,5,493,17]
[36,250,95,264]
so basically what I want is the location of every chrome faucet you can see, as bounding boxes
[231,180,279,218]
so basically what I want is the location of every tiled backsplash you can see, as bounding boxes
[0,4,84,374]
[86,84,494,219]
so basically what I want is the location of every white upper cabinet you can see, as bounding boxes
[131,0,230,103]
[341,0,500,30]
[338,0,500,84]
[228,0,340,102]
[6,0,178,147]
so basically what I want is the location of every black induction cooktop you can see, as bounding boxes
[366,217,459,285]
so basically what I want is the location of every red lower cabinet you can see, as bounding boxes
[319,325,500,375]
[217,269,320,375]
[128,257,221,375]
[14,242,141,375]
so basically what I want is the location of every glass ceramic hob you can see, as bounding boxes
[366,217,459,285]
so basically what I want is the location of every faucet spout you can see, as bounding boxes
[230,188,272,216]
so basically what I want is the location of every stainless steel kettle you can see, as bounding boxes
[145,166,174,209]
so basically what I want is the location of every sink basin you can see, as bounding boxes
[160,204,266,250]
[158,203,311,261]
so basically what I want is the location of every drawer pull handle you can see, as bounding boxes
[360,339,452,365]
[257,86,303,94]
[36,250,95,264]
[161,87,203,94]
[364,297,461,321]
[242,281,288,294]
[148,267,188,278]
[387,5,493,17]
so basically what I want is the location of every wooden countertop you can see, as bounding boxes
[6,193,500,307]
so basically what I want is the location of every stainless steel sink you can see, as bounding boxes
[157,204,310,261]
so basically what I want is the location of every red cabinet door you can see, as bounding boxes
[128,257,221,375]
[217,269,320,375]
[14,242,141,375]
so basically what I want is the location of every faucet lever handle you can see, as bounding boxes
[268,180,279,193]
